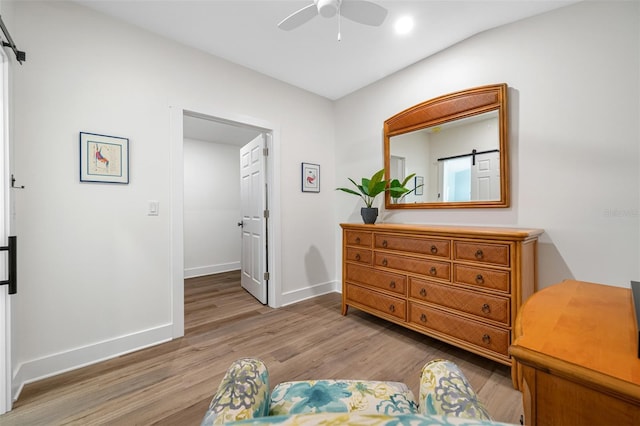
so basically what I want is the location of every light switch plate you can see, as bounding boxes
[148,200,159,216]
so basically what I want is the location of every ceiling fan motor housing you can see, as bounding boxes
[316,0,340,17]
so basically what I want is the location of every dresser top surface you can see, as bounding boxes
[340,223,543,240]
[512,280,640,386]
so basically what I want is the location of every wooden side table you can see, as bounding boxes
[510,280,640,425]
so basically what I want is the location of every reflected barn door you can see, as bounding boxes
[471,151,500,201]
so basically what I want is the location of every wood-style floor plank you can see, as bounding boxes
[0,271,522,425]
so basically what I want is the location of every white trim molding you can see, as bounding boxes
[12,324,173,402]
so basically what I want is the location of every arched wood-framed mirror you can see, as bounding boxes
[384,83,509,209]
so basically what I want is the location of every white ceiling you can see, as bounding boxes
[183,114,262,145]
[74,0,577,144]
[75,0,578,101]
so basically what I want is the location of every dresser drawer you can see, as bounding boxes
[346,283,406,320]
[374,234,450,259]
[454,241,510,266]
[409,278,510,325]
[453,265,510,293]
[345,263,406,295]
[345,247,372,265]
[374,252,450,281]
[408,303,510,357]
[345,230,372,248]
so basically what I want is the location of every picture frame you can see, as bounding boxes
[415,176,424,196]
[301,162,320,193]
[80,132,129,184]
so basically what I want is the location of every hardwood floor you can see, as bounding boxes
[1,271,523,425]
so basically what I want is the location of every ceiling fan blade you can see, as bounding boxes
[278,3,319,31]
[340,0,388,26]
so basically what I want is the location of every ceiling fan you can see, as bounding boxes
[277,0,388,31]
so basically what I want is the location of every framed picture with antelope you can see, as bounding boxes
[80,132,129,184]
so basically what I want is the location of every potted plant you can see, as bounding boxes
[336,169,412,224]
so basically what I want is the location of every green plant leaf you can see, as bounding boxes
[361,178,371,196]
[389,187,410,197]
[369,181,387,197]
[336,187,362,197]
[336,168,389,208]
[401,173,416,187]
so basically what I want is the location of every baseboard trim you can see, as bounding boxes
[184,262,240,279]
[280,280,339,306]
[12,323,173,402]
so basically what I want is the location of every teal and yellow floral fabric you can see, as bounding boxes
[269,380,417,416]
[226,412,512,425]
[419,359,492,421]
[201,358,499,425]
[201,358,270,425]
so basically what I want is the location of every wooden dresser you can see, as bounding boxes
[510,280,640,425]
[341,223,542,383]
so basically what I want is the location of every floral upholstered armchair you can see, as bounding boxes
[201,358,511,425]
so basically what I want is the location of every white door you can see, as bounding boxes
[239,134,267,304]
[471,151,500,201]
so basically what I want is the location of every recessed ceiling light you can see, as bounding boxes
[395,16,414,35]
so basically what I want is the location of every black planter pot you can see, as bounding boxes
[360,207,379,224]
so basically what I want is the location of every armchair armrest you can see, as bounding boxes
[419,359,493,421]
[201,358,270,426]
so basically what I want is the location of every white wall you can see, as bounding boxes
[183,138,241,278]
[9,0,336,397]
[334,1,639,289]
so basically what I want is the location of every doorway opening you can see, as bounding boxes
[170,106,280,339]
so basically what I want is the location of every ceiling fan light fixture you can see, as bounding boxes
[394,16,414,35]
[278,0,386,31]
[317,0,340,18]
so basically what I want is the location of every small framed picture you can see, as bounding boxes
[301,162,320,193]
[80,132,129,184]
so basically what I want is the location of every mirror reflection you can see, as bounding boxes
[389,111,500,204]
[384,83,509,209]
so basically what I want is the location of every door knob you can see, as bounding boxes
[237,221,244,228]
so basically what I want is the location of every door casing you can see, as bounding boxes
[0,46,12,413]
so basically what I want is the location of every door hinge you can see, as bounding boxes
[263,147,269,156]
[264,209,269,219]
[264,271,270,281]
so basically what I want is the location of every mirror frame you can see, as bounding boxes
[384,83,509,209]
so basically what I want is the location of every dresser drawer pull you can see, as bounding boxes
[382,240,388,248]
[430,245,437,254]
[382,258,388,266]
[419,288,427,297]
[476,274,484,284]
[355,253,361,261]
[420,313,427,322]
[429,266,437,275]
[355,237,361,244]
[482,334,491,344]
[481,303,491,314]
[389,281,396,289]
[475,249,484,259]
[389,304,395,313]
